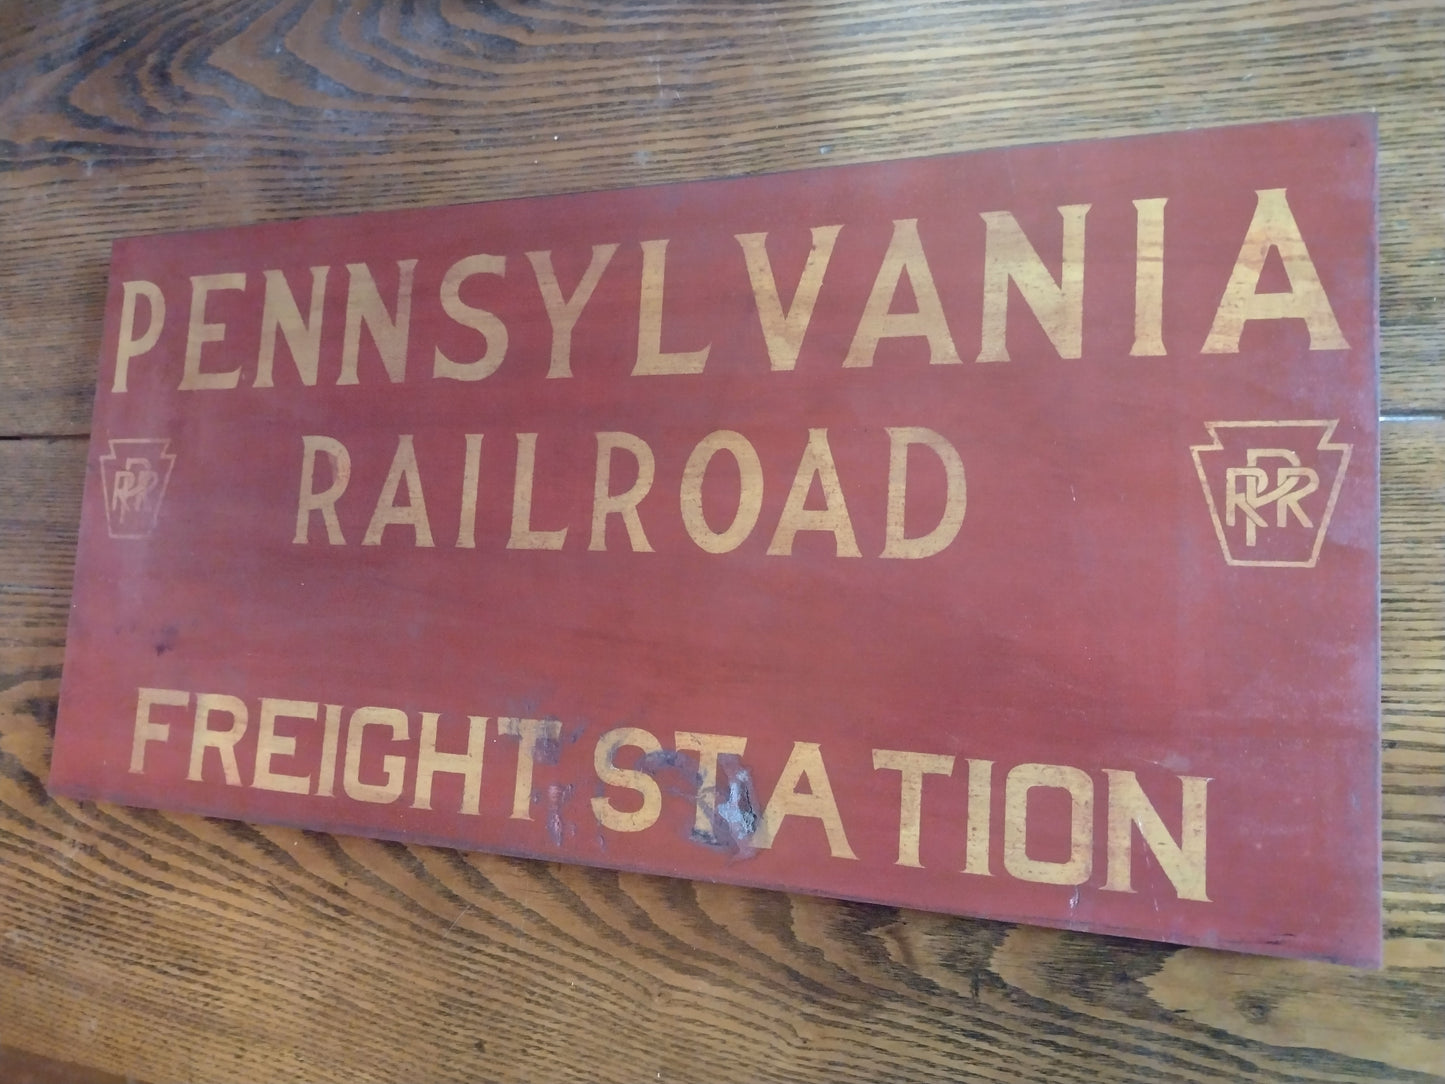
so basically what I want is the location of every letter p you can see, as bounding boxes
[114,280,167,392]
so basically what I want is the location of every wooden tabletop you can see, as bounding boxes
[1,3,1441,1081]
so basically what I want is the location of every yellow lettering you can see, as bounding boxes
[751,741,856,859]
[456,433,483,549]
[590,432,656,552]
[736,225,841,371]
[963,758,993,875]
[316,704,342,798]
[179,272,247,390]
[363,434,434,547]
[1103,770,1210,901]
[434,253,508,381]
[294,435,352,545]
[343,706,409,804]
[767,428,860,557]
[499,717,562,820]
[1202,188,1348,353]
[977,204,1090,362]
[881,427,966,559]
[413,713,488,815]
[845,219,958,367]
[186,693,248,786]
[113,280,166,393]
[252,698,316,794]
[256,266,329,387]
[339,260,417,384]
[508,433,568,550]
[528,244,618,378]
[680,430,764,554]
[1003,763,1093,885]
[130,687,187,774]
[634,239,710,376]
[872,749,954,867]
[1131,198,1167,356]
[592,726,663,832]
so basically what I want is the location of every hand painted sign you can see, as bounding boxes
[51,115,1380,965]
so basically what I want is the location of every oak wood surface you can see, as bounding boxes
[0,2,1441,1082]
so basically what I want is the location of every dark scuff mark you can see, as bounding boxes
[716,764,758,841]
[639,747,701,779]
[154,624,178,655]
[532,720,563,767]
[692,757,758,859]
[545,783,575,847]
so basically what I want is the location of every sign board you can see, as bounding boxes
[51,115,1380,965]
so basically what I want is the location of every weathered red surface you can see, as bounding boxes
[51,115,1380,965]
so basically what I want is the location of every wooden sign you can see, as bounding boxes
[51,115,1380,965]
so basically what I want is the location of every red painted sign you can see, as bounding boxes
[51,115,1380,965]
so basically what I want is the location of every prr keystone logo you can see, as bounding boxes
[99,438,175,539]
[1191,421,1351,568]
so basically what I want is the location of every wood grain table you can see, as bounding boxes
[1,3,1441,1081]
